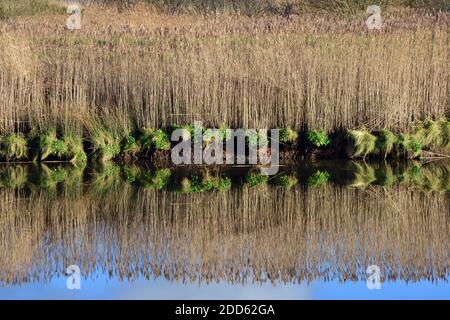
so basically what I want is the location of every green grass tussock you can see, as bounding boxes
[0,133,28,161]
[306,130,331,148]
[346,130,377,158]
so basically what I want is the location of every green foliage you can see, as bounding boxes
[217,177,232,190]
[138,128,154,150]
[306,170,330,187]
[122,134,141,156]
[395,134,422,158]
[279,128,298,144]
[89,128,121,162]
[152,169,171,189]
[306,130,330,147]
[274,175,298,189]
[245,172,268,187]
[138,128,171,151]
[152,129,171,150]
[63,134,87,163]
[0,133,28,160]
[376,130,397,158]
[346,130,377,158]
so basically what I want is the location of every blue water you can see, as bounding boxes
[1,274,448,300]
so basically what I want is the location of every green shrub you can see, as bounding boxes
[306,170,330,187]
[306,130,330,147]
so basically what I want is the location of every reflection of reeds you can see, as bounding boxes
[0,174,448,285]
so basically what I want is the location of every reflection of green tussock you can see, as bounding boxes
[0,165,27,188]
[134,168,171,190]
[245,172,268,187]
[0,133,28,160]
[174,172,231,193]
[90,163,122,196]
[36,165,68,196]
[306,170,330,187]
[375,165,397,187]
[376,130,396,158]
[306,130,330,147]
[279,128,298,144]
[274,175,298,188]
[346,130,377,158]
[349,163,376,188]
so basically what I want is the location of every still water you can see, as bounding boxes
[0,160,449,299]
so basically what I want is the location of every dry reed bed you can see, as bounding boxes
[0,6,449,134]
[0,167,448,285]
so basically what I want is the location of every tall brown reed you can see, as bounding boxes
[0,6,448,135]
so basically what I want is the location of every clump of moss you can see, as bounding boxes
[306,170,330,187]
[306,130,330,147]
[89,128,121,162]
[274,175,298,189]
[0,133,28,161]
[346,130,377,158]
[376,129,397,159]
[279,128,298,144]
[245,172,268,187]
